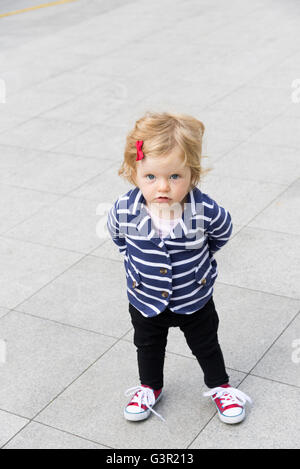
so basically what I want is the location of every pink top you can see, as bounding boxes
[145,205,182,239]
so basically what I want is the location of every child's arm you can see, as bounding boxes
[107,200,127,256]
[205,198,233,254]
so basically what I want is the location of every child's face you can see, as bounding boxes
[133,146,192,212]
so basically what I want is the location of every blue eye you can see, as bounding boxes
[145,174,180,180]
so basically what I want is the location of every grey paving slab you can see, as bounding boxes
[76,52,178,92]
[35,339,247,449]
[186,47,290,91]
[171,34,297,87]
[75,38,180,80]
[0,151,112,194]
[54,124,127,159]
[69,163,133,202]
[0,67,50,104]
[0,237,83,309]
[0,145,46,173]
[0,117,91,152]
[252,115,300,149]
[199,7,298,54]
[92,239,127,263]
[31,69,117,100]
[16,256,131,338]
[96,100,161,130]
[52,4,153,49]
[71,0,195,42]
[286,102,300,118]
[194,105,280,142]
[218,227,300,300]
[247,52,300,89]
[212,142,300,186]
[4,196,103,253]
[200,173,287,227]
[138,2,263,57]
[3,421,106,449]
[39,78,159,126]
[248,179,300,236]
[0,184,59,235]
[0,0,44,10]
[74,52,141,80]
[206,85,290,121]
[252,313,300,387]
[0,0,136,54]
[0,310,115,417]
[0,112,29,135]
[0,307,9,319]
[1,46,96,96]
[190,375,300,449]
[0,409,29,448]
[213,285,300,374]
[202,139,242,163]
[138,79,239,115]
[1,88,77,120]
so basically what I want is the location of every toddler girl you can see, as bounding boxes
[107,111,251,424]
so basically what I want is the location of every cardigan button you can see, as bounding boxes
[160,268,168,275]
[161,291,168,298]
[201,278,206,285]
[132,281,136,288]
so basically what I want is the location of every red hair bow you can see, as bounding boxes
[135,140,145,161]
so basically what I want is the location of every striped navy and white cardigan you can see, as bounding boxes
[107,186,232,317]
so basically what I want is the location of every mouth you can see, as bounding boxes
[156,197,171,201]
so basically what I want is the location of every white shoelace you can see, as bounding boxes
[125,386,165,422]
[203,386,252,407]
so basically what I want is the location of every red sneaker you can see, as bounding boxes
[203,384,252,424]
[124,385,164,422]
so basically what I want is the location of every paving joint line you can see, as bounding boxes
[9,307,132,340]
[241,308,300,380]
[234,176,300,232]
[1,323,132,449]
[27,329,132,420]
[186,307,300,448]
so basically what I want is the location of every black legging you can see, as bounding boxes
[129,296,229,390]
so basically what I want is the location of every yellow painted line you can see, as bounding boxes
[0,0,79,18]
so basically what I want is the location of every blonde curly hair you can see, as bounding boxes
[118,111,212,190]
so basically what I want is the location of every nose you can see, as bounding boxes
[158,177,170,193]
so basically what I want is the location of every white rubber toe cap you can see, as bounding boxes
[124,406,150,421]
[219,407,245,424]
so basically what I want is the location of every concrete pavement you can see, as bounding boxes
[0,0,299,449]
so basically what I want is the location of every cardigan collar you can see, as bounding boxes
[125,187,198,246]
